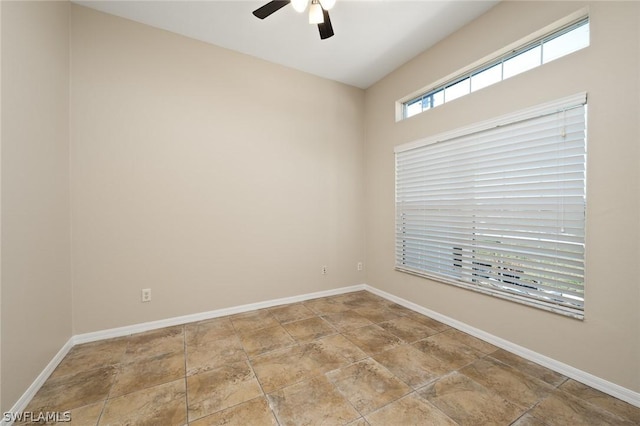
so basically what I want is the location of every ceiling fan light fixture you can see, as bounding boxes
[309,1,324,24]
[291,0,308,13]
[320,0,336,10]
[252,0,334,40]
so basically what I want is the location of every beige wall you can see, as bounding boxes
[1,0,72,412]
[70,5,365,333]
[364,1,640,392]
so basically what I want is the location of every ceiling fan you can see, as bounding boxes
[252,0,336,40]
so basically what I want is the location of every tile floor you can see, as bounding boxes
[19,291,640,425]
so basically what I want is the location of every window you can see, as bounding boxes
[395,94,587,319]
[401,17,589,119]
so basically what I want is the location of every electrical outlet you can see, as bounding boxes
[141,288,151,302]
[357,262,363,271]
[321,265,328,275]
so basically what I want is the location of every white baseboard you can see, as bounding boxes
[1,337,75,426]
[364,284,640,408]
[73,284,366,345]
[4,281,638,426]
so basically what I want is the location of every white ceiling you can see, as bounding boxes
[75,1,499,89]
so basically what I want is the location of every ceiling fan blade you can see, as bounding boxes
[317,8,334,39]
[253,1,290,19]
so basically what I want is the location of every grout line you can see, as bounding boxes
[182,324,189,424]
[100,336,131,417]
[228,312,283,426]
[241,341,282,425]
[93,399,108,426]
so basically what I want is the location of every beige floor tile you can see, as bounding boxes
[66,401,104,426]
[251,345,318,393]
[268,375,360,425]
[230,309,280,334]
[68,401,104,426]
[185,317,236,346]
[282,316,337,342]
[326,292,366,305]
[16,401,105,426]
[559,379,640,423]
[366,393,457,426]
[269,303,316,323]
[511,413,549,426]
[239,324,296,358]
[343,324,404,356]
[124,325,184,361]
[187,360,263,422]
[251,336,365,392]
[346,419,369,426]
[25,366,117,413]
[529,389,637,426]
[326,358,412,415]
[110,350,185,397]
[335,291,388,309]
[419,371,525,426]
[304,297,352,315]
[460,356,554,408]
[100,378,186,425]
[405,312,451,332]
[378,316,439,343]
[186,334,247,376]
[189,397,277,426]
[490,348,567,387]
[351,306,402,323]
[373,344,450,389]
[323,311,374,331]
[50,338,128,378]
[442,328,498,354]
[414,332,484,370]
[381,301,417,317]
[317,334,369,363]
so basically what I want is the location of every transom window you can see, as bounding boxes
[402,17,589,120]
[395,94,587,319]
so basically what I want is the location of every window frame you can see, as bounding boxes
[397,11,590,121]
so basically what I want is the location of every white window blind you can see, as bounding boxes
[395,93,587,319]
